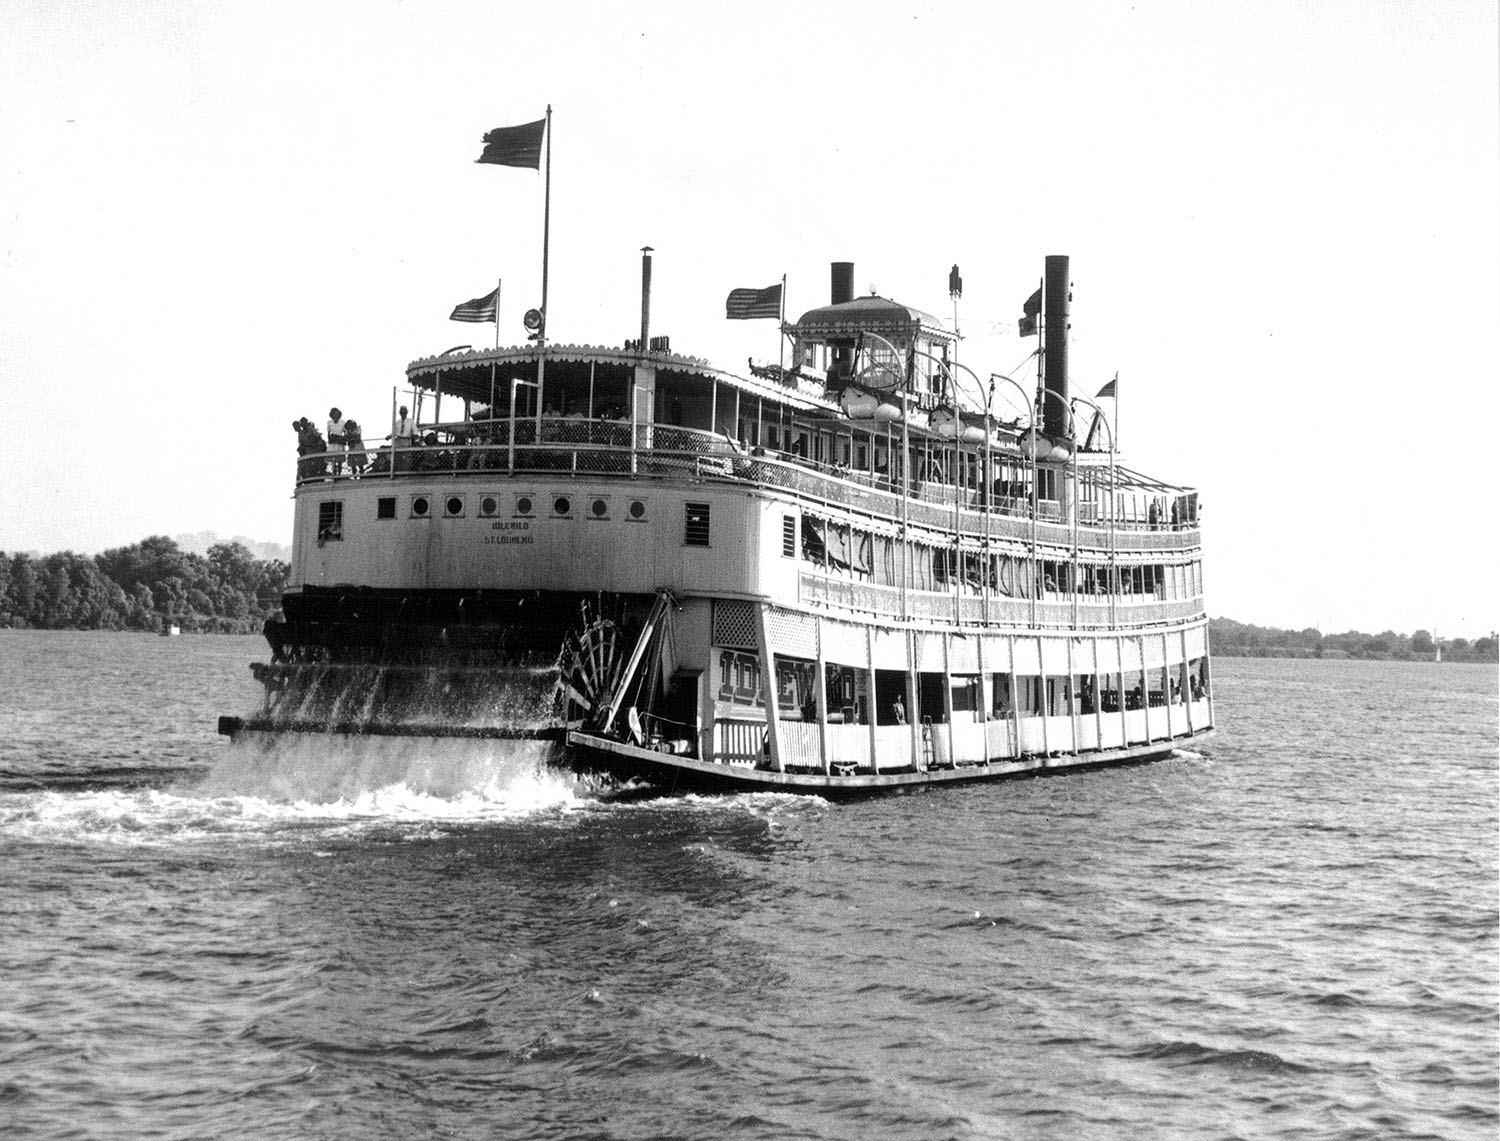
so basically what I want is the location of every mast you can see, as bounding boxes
[537,105,553,429]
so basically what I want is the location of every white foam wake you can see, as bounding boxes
[0,736,590,845]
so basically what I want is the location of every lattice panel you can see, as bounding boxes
[766,608,818,659]
[712,600,757,650]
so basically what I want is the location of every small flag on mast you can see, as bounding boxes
[1018,288,1041,337]
[476,119,546,169]
[725,283,782,320]
[1096,376,1117,399]
[450,288,498,322]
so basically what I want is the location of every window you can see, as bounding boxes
[684,501,710,546]
[376,497,396,520]
[991,673,1013,716]
[951,675,982,721]
[444,495,464,517]
[781,514,796,558]
[317,501,343,541]
[411,496,430,518]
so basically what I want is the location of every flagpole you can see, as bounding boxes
[495,278,502,350]
[537,105,553,430]
[777,273,786,377]
[540,106,552,333]
[1111,370,1119,454]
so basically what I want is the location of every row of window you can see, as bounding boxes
[717,648,1211,726]
[315,497,712,546]
[784,511,1204,600]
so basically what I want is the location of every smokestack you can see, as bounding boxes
[831,261,854,306]
[1042,254,1070,438]
[829,262,855,385]
[639,246,653,351]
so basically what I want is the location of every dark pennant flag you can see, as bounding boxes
[476,119,546,169]
[1018,287,1042,337]
[1096,377,1118,399]
[725,283,782,320]
[450,288,498,322]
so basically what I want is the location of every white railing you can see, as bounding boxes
[293,416,1201,542]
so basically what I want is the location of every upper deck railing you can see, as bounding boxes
[297,417,1201,546]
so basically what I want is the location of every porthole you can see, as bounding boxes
[479,496,498,517]
[412,496,430,517]
[591,498,608,518]
[445,495,464,517]
[553,495,571,517]
[628,500,646,520]
[515,495,534,516]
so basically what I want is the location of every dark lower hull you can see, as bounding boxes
[563,729,1214,798]
[217,717,1211,798]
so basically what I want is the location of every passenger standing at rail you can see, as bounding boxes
[392,405,416,472]
[326,408,346,474]
[295,418,326,479]
[344,420,366,477]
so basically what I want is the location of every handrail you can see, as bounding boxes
[291,416,1202,536]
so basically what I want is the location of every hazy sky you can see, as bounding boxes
[2,0,1496,637]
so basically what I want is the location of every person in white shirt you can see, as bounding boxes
[326,407,346,474]
[392,405,416,471]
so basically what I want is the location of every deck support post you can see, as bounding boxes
[1161,631,1175,740]
[756,604,784,773]
[1181,627,1194,737]
[1008,634,1022,760]
[942,633,956,768]
[1036,634,1049,759]
[905,630,921,770]
[1091,637,1104,751]
[815,623,830,776]
[866,625,880,774]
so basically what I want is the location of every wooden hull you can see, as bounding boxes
[565,728,1214,797]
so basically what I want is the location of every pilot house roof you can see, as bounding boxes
[790,295,954,346]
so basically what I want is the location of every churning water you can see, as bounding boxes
[0,631,1495,1140]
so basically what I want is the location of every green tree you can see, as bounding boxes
[6,553,40,627]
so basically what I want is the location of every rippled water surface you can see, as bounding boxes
[1,631,1495,1140]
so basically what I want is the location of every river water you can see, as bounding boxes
[1,630,1495,1140]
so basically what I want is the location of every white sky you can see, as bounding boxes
[2,0,1496,638]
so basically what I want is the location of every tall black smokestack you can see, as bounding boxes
[831,261,854,306]
[1042,255,1070,438]
[829,262,855,384]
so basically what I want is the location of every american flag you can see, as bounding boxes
[450,288,498,323]
[725,283,782,320]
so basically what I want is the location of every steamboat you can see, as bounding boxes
[219,252,1214,794]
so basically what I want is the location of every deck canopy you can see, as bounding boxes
[405,343,839,427]
[790,294,952,346]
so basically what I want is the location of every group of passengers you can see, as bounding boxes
[294,408,369,478]
[294,405,431,479]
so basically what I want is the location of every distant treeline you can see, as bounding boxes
[1,537,287,634]
[2,541,1495,661]
[1210,618,1497,663]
